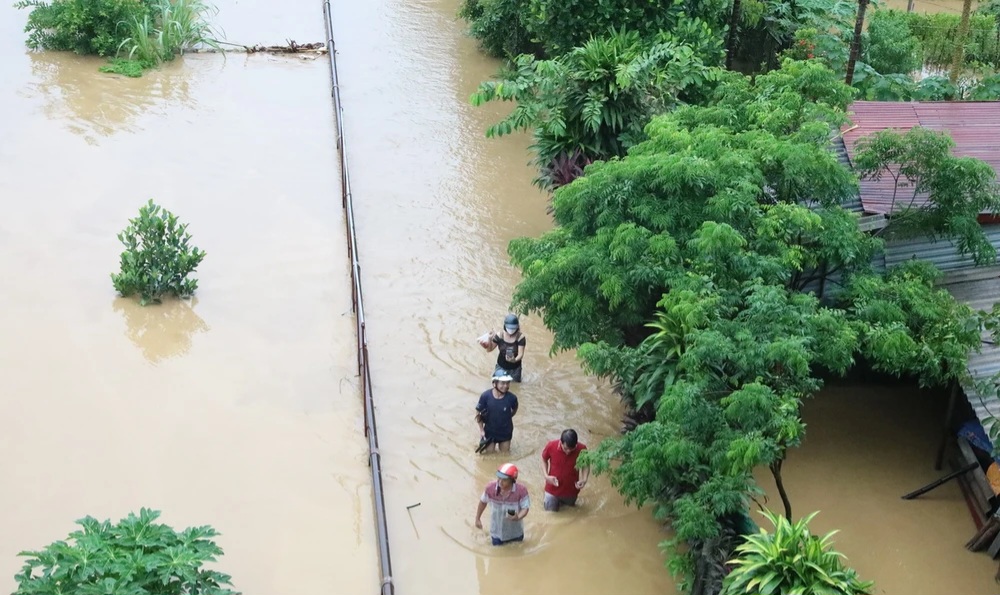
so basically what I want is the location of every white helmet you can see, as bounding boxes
[492,373,514,383]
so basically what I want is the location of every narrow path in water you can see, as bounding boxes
[328,0,678,594]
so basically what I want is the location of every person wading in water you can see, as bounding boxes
[475,374,518,454]
[479,314,526,382]
[475,463,530,545]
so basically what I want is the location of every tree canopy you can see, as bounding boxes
[471,26,723,189]
[508,59,992,593]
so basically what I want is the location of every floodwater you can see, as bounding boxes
[757,383,999,594]
[0,1,998,595]
[0,3,375,595]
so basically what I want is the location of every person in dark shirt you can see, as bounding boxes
[479,314,526,382]
[475,374,519,454]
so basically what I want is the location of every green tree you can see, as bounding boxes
[850,126,1000,264]
[510,58,987,593]
[844,260,982,387]
[732,0,857,72]
[524,0,728,57]
[472,26,722,189]
[863,9,921,75]
[721,510,873,595]
[15,508,238,595]
[458,0,539,59]
[112,199,207,305]
[509,60,859,349]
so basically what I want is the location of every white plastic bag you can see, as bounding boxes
[477,333,493,349]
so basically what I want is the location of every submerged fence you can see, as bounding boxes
[322,2,395,594]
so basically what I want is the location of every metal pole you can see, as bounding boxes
[322,2,394,593]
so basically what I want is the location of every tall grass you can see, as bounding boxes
[116,0,223,67]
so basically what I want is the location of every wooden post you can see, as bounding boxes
[845,0,870,86]
[907,0,914,11]
[936,380,961,470]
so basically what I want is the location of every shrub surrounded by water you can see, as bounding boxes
[16,0,222,77]
[112,200,206,306]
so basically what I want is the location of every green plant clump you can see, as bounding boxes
[118,0,222,67]
[15,0,153,56]
[14,508,238,595]
[721,510,873,595]
[99,57,151,77]
[16,0,222,77]
[112,199,206,305]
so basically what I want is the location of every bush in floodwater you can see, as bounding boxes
[13,508,238,595]
[101,0,224,76]
[112,199,206,305]
[15,0,154,56]
[16,0,222,77]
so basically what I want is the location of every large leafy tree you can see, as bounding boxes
[510,59,859,349]
[510,59,990,594]
[472,25,723,189]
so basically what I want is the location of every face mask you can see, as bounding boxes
[505,326,518,334]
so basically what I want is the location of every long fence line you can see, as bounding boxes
[321,2,395,595]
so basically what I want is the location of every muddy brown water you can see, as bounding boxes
[0,0,997,594]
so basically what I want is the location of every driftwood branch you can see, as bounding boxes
[188,40,328,55]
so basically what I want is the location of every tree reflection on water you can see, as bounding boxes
[24,51,196,143]
[112,296,209,363]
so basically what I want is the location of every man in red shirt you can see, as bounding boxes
[541,429,590,511]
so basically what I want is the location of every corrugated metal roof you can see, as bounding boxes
[885,225,1000,273]
[841,101,1000,215]
[831,136,865,214]
[944,267,1000,429]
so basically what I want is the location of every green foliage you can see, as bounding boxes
[471,26,722,189]
[100,57,151,77]
[16,0,221,77]
[968,73,1000,99]
[721,510,873,595]
[864,9,921,75]
[117,0,223,72]
[111,199,206,305]
[906,11,1000,68]
[524,0,728,57]
[14,508,238,595]
[843,261,981,388]
[512,57,989,592]
[851,126,1000,263]
[851,69,1000,101]
[509,60,862,350]
[16,0,153,56]
[458,0,538,59]
[739,0,857,72]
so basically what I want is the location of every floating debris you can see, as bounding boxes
[186,40,328,55]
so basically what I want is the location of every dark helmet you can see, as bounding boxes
[504,314,520,332]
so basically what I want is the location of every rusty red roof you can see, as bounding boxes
[841,101,1000,215]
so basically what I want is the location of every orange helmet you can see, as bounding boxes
[496,463,519,481]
